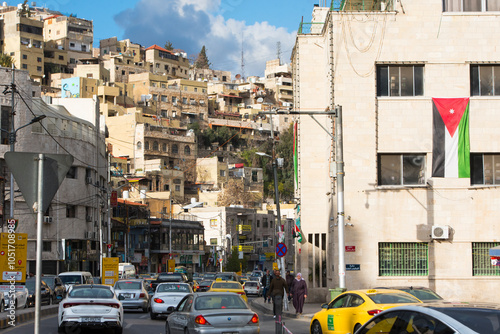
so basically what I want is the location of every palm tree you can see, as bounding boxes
[0,54,14,68]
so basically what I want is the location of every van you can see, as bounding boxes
[58,271,93,291]
[119,263,136,279]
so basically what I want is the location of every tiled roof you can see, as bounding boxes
[145,44,173,54]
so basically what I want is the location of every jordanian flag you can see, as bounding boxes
[293,121,298,190]
[432,97,470,178]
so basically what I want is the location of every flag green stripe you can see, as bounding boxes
[457,103,470,178]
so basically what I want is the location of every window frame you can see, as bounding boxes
[379,242,429,276]
[378,153,426,186]
[472,242,500,276]
[376,64,424,97]
[443,0,500,12]
[471,153,500,185]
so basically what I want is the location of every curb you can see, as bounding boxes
[0,305,59,329]
[250,299,299,319]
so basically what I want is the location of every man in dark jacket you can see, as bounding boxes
[260,270,272,303]
[285,271,294,301]
[267,270,289,317]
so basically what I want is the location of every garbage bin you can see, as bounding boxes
[329,288,346,302]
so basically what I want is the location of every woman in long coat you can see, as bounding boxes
[291,272,307,315]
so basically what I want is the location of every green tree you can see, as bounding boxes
[164,41,174,51]
[0,54,14,68]
[194,46,211,69]
[225,248,247,273]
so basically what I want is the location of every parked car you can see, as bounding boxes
[114,279,150,312]
[41,275,66,303]
[165,292,259,334]
[25,278,54,307]
[58,284,123,334]
[243,280,262,297]
[58,271,93,291]
[355,302,500,334]
[310,289,422,334]
[150,282,192,320]
[209,280,247,302]
[374,286,444,302]
[203,272,216,281]
[150,272,188,292]
[3,286,28,310]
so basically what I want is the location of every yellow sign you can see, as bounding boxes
[102,257,119,286]
[0,233,27,283]
[273,262,279,271]
[231,245,254,252]
[168,259,175,273]
[265,252,275,260]
[238,225,252,232]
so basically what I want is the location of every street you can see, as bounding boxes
[1,297,311,334]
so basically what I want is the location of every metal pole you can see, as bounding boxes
[270,113,288,311]
[98,201,103,276]
[335,106,346,289]
[9,66,15,221]
[34,154,44,334]
[107,153,111,257]
[169,199,172,272]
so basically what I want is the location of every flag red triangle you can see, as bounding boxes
[432,98,469,137]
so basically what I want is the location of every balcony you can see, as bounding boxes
[332,0,393,11]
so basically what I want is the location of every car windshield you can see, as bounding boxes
[204,273,216,280]
[402,289,443,301]
[199,281,212,286]
[25,280,36,293]
[115,281,142,290]
[438,308,500,334]
[195,295,248,310]
[369,293,421,304]
[68,287,113,299]
[41,278,55,286]
[216,275,235,281]
[245,282,257,287]
[157,284,190,293]
[212,282,241,289]
[59,275,82,284]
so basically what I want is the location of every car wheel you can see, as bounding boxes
[150,311,157,320]
[142,305,148,313]
[115,326,123,334]
[57,324,65,333]
[311,320,323,334]
[165,322,171,334]
[353,323,362,333]
[184,328,190,334]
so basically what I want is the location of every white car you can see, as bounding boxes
[3,286,28,310]
[150,282,192,320]
[243,281,262,296]
[58,284,123,334]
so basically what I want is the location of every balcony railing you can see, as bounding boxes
[331,0,393,11]
[298,22,325,35]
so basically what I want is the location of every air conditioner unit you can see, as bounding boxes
[173,102,178,106]
[431,226,450,239]
[86,215,92,222]
[85,177,92,184]
[84,231,92,239]
[43,216,52,224]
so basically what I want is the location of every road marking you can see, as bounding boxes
[125,322,133,329]
[140,314,148,319]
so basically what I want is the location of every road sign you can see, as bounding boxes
[168,259,175,273]
[0,233,27,283]
[4,152,74,213]
[346,264,361,271]
[102,257,119,286]
[107,244,112,250]
[276,243,287,257]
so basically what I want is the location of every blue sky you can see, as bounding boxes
[21,0,322,77]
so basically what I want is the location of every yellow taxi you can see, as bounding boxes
[209,280,248,303]
[310,289,422,334]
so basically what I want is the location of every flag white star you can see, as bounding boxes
[449,108,455,114]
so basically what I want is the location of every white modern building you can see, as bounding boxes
[293,0,500,302]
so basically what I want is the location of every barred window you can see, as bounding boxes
[379,242,429,276]
[472,242,500,276]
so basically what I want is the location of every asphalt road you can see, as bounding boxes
[1,297,311,334]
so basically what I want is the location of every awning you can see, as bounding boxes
[219,94,242,99]
[126,177,146,182]
[182,202,204,209]
[489,246,500,257]
[117,199,148,207]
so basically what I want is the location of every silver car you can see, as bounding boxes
[114,279,150,312]
[166,292,260,334]
[243,281,262,297]
[150,282,192,320]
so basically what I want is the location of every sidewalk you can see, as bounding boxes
[0,304,58,329]
[250,296,323,320]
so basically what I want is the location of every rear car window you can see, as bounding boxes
[59,275,82,284]
[369,293,420,304]
[195,295,247,310]
[157,284,190,293]
[212,282,241,289]
[438,308,500,334]
[69,287,113,299]
[115,281,142,290]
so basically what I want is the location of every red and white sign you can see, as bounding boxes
[345,246,356,252]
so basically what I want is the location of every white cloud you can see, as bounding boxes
[114,0,295,78]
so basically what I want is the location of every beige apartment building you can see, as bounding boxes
[145,45,189,79]
[0,5,44,82]
[293,0,500,303]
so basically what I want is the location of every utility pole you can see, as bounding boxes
[169,198,173,271]
[9,66,15,222]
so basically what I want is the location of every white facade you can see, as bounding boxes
[294,1,500,302]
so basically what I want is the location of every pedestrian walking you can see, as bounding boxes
[286,270,294,301]
[267,270,289,317]
[291,272,307,315]
[261,270,272,303]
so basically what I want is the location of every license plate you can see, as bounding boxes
[122,293,131,298]
[81,317,101,323]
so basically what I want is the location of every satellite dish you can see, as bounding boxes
[235,74,241,79]
[257,97,263,103]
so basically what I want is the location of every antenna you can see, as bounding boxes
[276,41,282,65]
[240,34,245,81]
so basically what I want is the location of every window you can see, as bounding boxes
[37,57,42,63]
[175,185,181,192]
[153,141,159,151]
[210,238,218,245]
[377,65,424,97]
[66,205,76,218]
[379,242,428,276]
[164,184,169,191]
[145,141,150,150]
[471,153,500,185]
[470,65,500,96]
[137,141,142,150]
[152,94,158,101]
[182,97,187,104]
[172,96,177,103]
[37,66,42,72]
[43,241,51,252]
[220,170,225,177]
[210,219,218,227]
[194,88,198,92]
[263,218,268,228]
[22,64,28,69]
[161,95,168,102]
[69,42,75,48]
[184,145,190,155]
[58,55,63,61]
[22,54,27,60]
[473,242,500,276]
[257,220,260,227]
[162,143,167,151]
[252,170,258,182]
[66,166,77,179]
[378,154,425,186]
[443,0,500,11]
[172,144,178,154]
